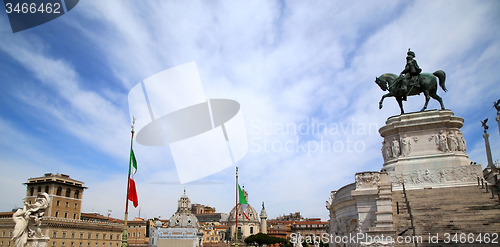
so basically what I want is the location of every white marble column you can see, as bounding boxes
[496,114,500,136]
[483,133,494,168]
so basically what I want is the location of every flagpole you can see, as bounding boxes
[235,166,238,247]
[122,116,136,247]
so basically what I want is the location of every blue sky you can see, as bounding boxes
[0,0,499,221]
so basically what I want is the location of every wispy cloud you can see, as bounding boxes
[0,0,499,220]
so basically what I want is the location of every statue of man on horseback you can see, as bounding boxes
[397,49,422,100]
[375,49,447,115]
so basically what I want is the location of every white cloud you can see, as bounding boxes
[0,0,499,221]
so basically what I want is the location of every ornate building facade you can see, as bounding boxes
[149,191,203,247]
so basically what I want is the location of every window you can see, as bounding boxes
[87,243,90,247]
[138,232,140,238]
[45,186,50,193]
[57,201,60,207]
[62,232,66,238]
[55,211,59,217]
[52,242,55,247]
[30,187,34,196]
[95,234,99,239]
[71,242,74,247]
[62,242,65,247]
[37,186,42,193]
[102,234,106,240]
[73,213,77,219]
[64,212,68,218]
[71,233,75,239]
[57,187,62,196]
[66,188,71,197]
[80,233,83,239]
[88,234,91,239]
[250,227,254,234]
[116,235,120,240]
[127,233,130,237]
[66,202,69,208]
[79,243,82,247]
[74,190,79,199]
[132,233,135,238]
[74,203,78,209]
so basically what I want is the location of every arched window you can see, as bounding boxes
[74,190,79,199]
[30,187,34,196]
[45,186,49,193]
[57,187,62,196]
[66,188,71,197]
[37,186,42,194]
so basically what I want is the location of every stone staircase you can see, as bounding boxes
[392,185,500,246]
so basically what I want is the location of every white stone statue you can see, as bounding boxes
[436,130,449,152]
[457,131,466,152]
[400,134,411,157]
[382,140,392,161]
[12,193,51,247]
[447,131,458,152]
[391,137,400,158]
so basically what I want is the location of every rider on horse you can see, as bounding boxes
[399,48,422,100]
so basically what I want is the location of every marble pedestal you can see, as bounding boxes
[26,237,50,247]
[379,110,481,190]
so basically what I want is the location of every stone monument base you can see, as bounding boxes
[26,237,50,247]
[379,110,481,190]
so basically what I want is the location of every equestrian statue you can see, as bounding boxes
[375,49,447,115]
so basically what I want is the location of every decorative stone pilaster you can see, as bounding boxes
[352,172,380,235]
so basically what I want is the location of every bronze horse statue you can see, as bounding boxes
[375,70,447,114]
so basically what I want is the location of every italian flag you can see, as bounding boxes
[238,185,250,220]
[128,149,139,208]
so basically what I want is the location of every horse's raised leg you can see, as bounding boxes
[430,91,445,110]
[397,97,404,114]
[421,91,430,112]
[379,92,394,109]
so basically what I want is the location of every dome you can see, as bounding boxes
[228,204,259,222]
[167,211,199,228]
[154,220,162,227]
[167,190,199,228]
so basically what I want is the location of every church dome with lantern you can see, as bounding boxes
[227,186,261,241]
[167,189,199,228]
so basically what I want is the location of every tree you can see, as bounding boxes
[244,233,290,247]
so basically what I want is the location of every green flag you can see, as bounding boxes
[130,148,137,174]
[238,185,247,204]
[238,184,249,220]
